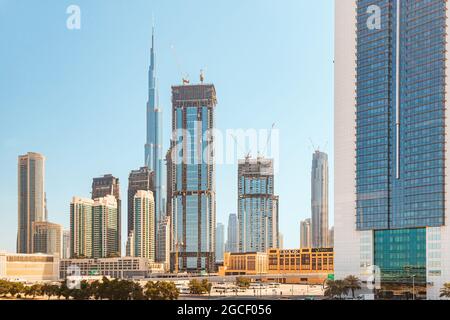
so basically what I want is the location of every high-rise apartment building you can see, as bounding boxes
[238,157,279,253]
[145,28,164,230]
[311,151,329,248]
[32,221,62,256]
[226,213,239,253]
[335,0,450,299]
[300,218,312,249]
[92,195,119,258]
[17,152,46,253]
[127,167,154,236]
[70,197,94,258]
[70,195,119,259]
[92,174,121,256]
[156,216,171,270]
[62,230,70,259]
[169,83,217,272]
[132,190,155,261]
[215,223,225,262]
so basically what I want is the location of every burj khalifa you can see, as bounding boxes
[145,27,163,230]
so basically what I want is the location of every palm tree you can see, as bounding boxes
[344,275,362,299]
[440,283,450,299]
[324,280,349,299]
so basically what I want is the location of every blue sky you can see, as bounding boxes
[0,0,334,252]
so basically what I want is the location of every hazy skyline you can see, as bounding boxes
[0,0,334,252]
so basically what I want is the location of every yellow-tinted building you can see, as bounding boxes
[219,248,334,281]
[0,252,60,282]
[219,252,268,276]
[268,248,334,274]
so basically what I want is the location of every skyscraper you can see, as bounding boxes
[17,152,46,254]
[92,174,121,256]
[70,195,119,259]
[311,151,329,248]
[170,83,217,272]
[300,218,311,249]
[328,226,334,248]
[156,215,171,270]
[238,157,279,253]
[335,0,450,299]
[70,197,94,258]
[92,195,119,258]
[278,233,284,250]
[32,221,62,256]
[62,230,70,259]
[132,190,155,261]
[226,213,239,253]
[145,27,163,231]
[127,167,154,236]
[215,223,225,262]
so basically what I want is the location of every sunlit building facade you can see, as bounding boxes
[32,221,62,256]
[335,0,450,299]
[238,157,279,253]
[132,190,155,261]
[311,151,329,248]
[169,83,217,272]
[17,152,46,254]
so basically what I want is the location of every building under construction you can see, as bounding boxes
[169,83,217,273]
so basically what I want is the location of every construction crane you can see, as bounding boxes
[174,241,184,274]
[171,44,190,85]
[259,123,276,158]
[230,133,251,159]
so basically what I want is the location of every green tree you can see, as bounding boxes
[188,279,212,295]
[344,275,362,299]
[144,281,179,300]
[0,280,12,297]
[202,279,212,296]
[236,277,251,289]
[324,280,349,300]
[440,283,450,299]
[188,279,206,295]
[70,281,92,300]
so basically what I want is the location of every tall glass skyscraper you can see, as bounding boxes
[17,152,46,254]
[226,213,239,253]
[335,0,450,299]
[311,151,329,248]
[238,157,279,253]
[145,28,164,230]
[215,223,225,262]
[169,83,217,272]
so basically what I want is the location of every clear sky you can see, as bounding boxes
[0,0,334,252]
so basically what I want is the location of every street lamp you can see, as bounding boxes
[412,275,416,301]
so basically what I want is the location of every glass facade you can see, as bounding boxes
[356,0,446,231]
[355,1,447,294]
[238,157,279,253]
[374,228,426,285]
[171,84,216,272]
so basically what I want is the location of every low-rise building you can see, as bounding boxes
[0,251,59,282]
[267,248,334,274]
[219,252,268,276]
[60,257,165,280]
[219,248,334,285]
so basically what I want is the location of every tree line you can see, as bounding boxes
[0,277,179,300]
